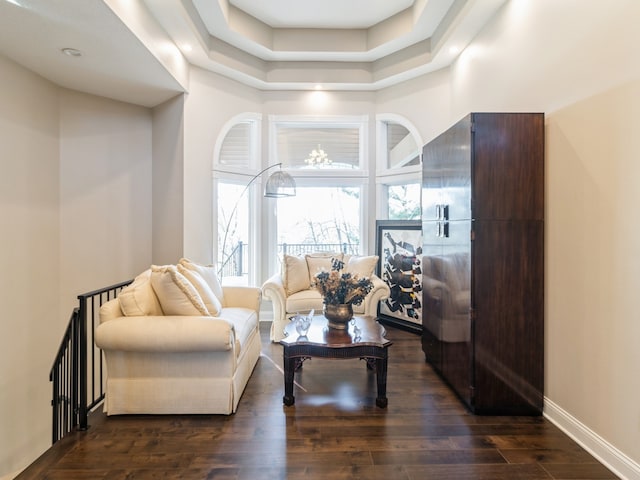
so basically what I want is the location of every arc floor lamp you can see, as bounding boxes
[218,163,296,276]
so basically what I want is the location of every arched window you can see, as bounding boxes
[376,114,423,220]
[213,113,261,285]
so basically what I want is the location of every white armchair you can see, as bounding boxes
[262,253,390,341]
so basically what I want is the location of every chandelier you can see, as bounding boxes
[305,144,332,167]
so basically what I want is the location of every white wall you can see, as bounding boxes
[545,82,640,477]
[59,89,154,313]
[0,58,156,478]
[0,55,60,479]
[376,67,452,144]
[152,94,186,265]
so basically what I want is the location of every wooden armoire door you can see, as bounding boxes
[421,115,473,404]
[422,112,544,415]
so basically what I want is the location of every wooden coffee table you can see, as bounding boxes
[279,315,392,408]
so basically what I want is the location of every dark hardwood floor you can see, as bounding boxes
[17,323,618,479]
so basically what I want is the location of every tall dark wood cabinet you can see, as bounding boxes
[421,113,544,415]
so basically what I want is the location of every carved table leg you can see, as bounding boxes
[375,356,388,408]
[283,351,295,406]
[364,357,376,371]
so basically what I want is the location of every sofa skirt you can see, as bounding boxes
[102,326,261,415]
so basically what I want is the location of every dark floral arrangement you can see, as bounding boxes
[312,258,374,306]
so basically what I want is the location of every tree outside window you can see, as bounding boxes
[276,186,361,256]
[388,183,421,220]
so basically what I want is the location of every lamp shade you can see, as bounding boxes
[264,170,296,197]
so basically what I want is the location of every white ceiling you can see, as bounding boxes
[228,0,415,29]
[0,0,507,108]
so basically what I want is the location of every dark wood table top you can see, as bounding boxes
[280,315,391,348]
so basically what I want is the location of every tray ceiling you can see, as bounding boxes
[0,0,507,107]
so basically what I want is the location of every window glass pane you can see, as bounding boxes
[388,183,421,220]
[219,122,252,169]
[277,186,361,256]
[217,182,249,285]
[276,126,360,170]
[386,122,420,169]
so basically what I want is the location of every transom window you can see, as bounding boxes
[270,116,367,174]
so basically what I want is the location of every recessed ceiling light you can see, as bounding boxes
[61,48,82,57]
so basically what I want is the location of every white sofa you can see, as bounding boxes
[262,252,390,341]
[95,258,261,415]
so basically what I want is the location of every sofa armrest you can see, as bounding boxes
[362,274,391,317]
[261,273,286,310]
[99,298,124,324]
[262,273,285,297]
[95,316,234,353]
[222,285,261,312]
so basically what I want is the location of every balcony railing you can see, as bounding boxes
[219,242,359,277]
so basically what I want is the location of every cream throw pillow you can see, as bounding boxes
[177,264,222,316]
[150,265,210,316]
[283,254,310,296]
[178,258,225,305]
[306,252,343,285]
[118,269,163,316]
[347,255,379,278]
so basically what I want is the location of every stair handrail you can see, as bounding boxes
[49,279,132,444]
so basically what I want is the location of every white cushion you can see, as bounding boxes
[178,258,225,305]
[283,254,310,295]
[118,269,163,316]
[177,264,222,316]
[347,255,379,278]
[306,252,343,285]
[217,307,258,355]
[150,265,210,316]
[96,316,234,352]
[286,289,324,314]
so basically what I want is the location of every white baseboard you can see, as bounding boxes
[544,397,640,480]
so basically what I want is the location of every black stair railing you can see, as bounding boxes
[49,279,132,444]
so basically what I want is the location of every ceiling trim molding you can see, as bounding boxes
[146,0,507,90]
